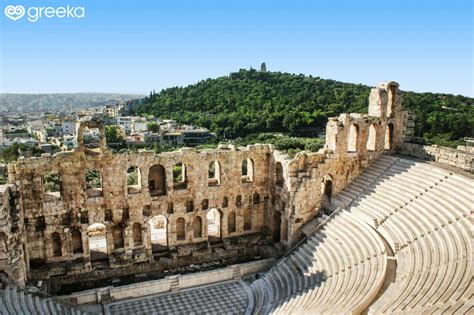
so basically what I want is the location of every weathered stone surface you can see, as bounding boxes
[0,81,406,288]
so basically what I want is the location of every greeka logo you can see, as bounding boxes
[4,4,85,22]
[4,5,25,21]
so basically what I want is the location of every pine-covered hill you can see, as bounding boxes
[133,69,473,147]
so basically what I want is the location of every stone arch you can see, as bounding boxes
[173,162,187,190]
[76,118,107,151]
[207,208,222,239]
[133,223,142,246]
[387,82,398,118]
[244,208,252,231]
[85,170,102,189]
[227,211,236,233]
[384,123,395,150]
[176,217,186,241]
[347,124,359,153]
[208,160,221,186]
[321,175,333,210]
[71,228,83,254]
[366,123,378,152]
[150,215,168,250]
[273,211,281,242]
[52,232,62,257]
[193,216,203,238]
[241,158,254,182]
[275,162,284,187]
[149,164,166,196]
[113,224,125,249]
[43,172,60,193]
[87,223,108,262]
[127,166,142,193]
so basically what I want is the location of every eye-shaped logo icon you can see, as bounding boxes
[4,5,25,21]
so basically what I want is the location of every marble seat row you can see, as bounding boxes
[0,286,86,315]
[248,210,387,314]
[340,155,473,314]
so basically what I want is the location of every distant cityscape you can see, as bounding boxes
[0,98,216,159]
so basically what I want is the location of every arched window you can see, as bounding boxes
[113,225,124,249]
[85,170,103,197]
[52,232,62,257]
[244,208,252,231]
[275,162,284,187]
[193,216,202,238]
[43,172,60,193]
[384,123,395,150]
[227,212,236,234]
[133,223,142,246]
[207,208,221,238]
[176,218,186,240]
[149,164,166,196]
[367,124,377,152]
[150,215,168,251]
[241,158,254,182]
[208,160,221,186]
[127,166,141,193]
[321,176,333,210]
[88,223,108,261]
[236,195,242,207]
[173,163,187,190]
[253,193,260,204]
[347,124,359,153]
[71,228,83,254]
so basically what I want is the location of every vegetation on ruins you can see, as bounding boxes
[133,69,474,148]
[43,172,60,192]
[127,167,139,186]
[0,143,45,163]
[85,170,102,189]
[233,133,325,157]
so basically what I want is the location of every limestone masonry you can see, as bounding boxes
[2,81,473,314]
[1,81,406,288]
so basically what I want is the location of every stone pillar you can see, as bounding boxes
[368,87,388,118]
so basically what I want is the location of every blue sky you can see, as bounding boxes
[0,0,472,96]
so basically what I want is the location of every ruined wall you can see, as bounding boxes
[0,81,406,286]
[399,142,474,173]
[0,184,27,287]
[272,81,406,244]
[8,142,273,282]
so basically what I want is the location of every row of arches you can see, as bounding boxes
[148,158,255,196]
[48,157,257,198]
[49,209,247,261]
[347,122,395,153]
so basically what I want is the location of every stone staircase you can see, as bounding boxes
[0,286,88,315]
[247,209,387,314]
[246,154,473,314]
[336,155,473,313]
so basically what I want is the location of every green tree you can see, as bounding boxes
[130,69,473,147]
[147,122,160,133]
[105,125,125,145]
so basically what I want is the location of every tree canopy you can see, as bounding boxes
[133,69,473,147]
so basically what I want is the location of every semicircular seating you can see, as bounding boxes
[0,286,87,315]
[247,210,387,314]
[333,155,473,314]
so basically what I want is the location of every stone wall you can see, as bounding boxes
[0,184,26,287]
[0,81,406,288]
[279,81,406,243]
[399,142,474,173]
